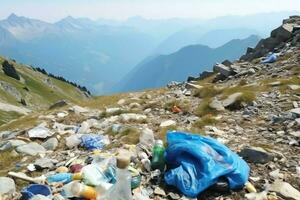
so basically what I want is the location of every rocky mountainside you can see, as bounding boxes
[116,35,259,93]
[0,57,90,125]
[0,16,300,200]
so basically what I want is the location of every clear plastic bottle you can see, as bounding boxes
[99,156,132,200]
[151,140,165,171]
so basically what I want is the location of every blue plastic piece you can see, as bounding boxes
[164,131,250,198]
[261,53,277,63]
[21,184,52,200]
[46,173,73,184]
[81,134,106,150]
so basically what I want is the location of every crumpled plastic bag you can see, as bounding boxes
[164,131,249,197]
[81,134,110,150]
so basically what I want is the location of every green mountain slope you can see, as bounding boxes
[0,56,89,125]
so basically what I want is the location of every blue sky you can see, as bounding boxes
[1,0,300,22]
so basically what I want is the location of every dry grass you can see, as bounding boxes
[157,125,177,144]
[0,114,38,132]
[163,99,191,113]
[193,115,217,129]
[195,98,218,117]
[80,94,126,110]
[193,85,222,98]
[0,150,21,176]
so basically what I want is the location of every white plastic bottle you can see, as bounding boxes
[98,156,132,200]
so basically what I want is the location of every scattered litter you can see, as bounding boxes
[81,134,110,150]
[261,53,277,64]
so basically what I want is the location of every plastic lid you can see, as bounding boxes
[155,140,163,146]
[116,156,130,169]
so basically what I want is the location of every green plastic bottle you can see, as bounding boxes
[151,140,165,171]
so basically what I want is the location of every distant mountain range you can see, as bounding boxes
[115,35,260,92]
[0,11,298,94]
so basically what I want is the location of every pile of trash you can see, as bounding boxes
[1,130,253,200]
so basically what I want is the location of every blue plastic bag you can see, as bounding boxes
[261,53,277,63]
[164,131,249,197]
[81,134,107,150]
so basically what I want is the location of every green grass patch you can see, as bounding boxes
[0,110,23,126]
[0,114,38,132]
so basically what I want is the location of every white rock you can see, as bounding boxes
[288,84,300,90]
[117,99,126,105]
[269,180,300,200]
[106,107,121,114]
[0,177,15,195]
[8,140,26,147]
[28,124,53,139]
[139,128,155,149]
[57,112,68,118]
[289,131,300,138]
[245,191,267,200]
[76,121,90,134]
[222,92,243,108]
[160,120,176,127]
[269,169,283,179]
[65,134,82,149]
[16,142,46,156]
[70,105,89,114]
[290,108,300,117]
[185,83,203,89]
[120,113,147,122]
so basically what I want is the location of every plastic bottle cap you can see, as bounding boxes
[155,140,163,146]
[116,156,130,169]
[72,173,82,180]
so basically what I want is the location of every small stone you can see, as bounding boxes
[290,108,300,117]
[49,100,68,109]
[222,92,243,108]
[65,134,82,149]
[34,158,55,169]
[289,131,300,138]
[106,107,122,114]
[168,192,180,199]
[42,138,58,150]
[269,180,300,200]
[239,146,273,164]
[269,169,284,179]
[16,142,46,156]
[9,140,26,147]
[268,81,281,86]
[0,177,15,195]
[120,113,147,122]
[160,120,176,127]
[293,101,298,108]
[28,124,53,139]
[154,187,166,196]
[288,84,300,90]
[185,83,203,89]
[209,98,225,111]
[117,99,126,105]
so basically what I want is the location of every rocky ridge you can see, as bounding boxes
[0,16,300,200]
